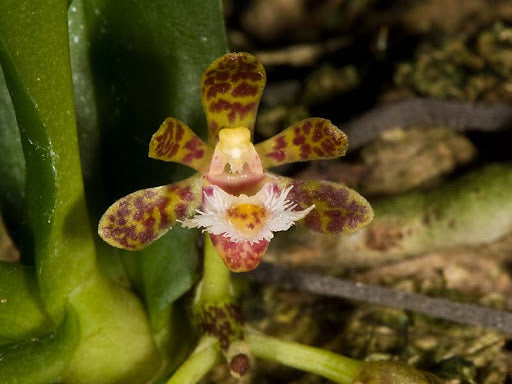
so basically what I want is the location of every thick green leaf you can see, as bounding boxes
[75,1,227,376]
[0,1,162,382]
[65,274,161,383]
[0,306,80,384]
[0,66,32,259]
[145,299,199,382]
[2,0,228,381]
[74,0,227,199]
[0,261,52,344]
[140,227,200,313]
[70,0,227,332]
[66,1,127,284]
[70,0,228,379]
[0,0,97,319]
[133,227,201,375]
[69,0,227,283]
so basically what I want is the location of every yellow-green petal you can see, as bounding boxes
[98,175,203,250]
[149,117,213,172]
[201,52,266,144]
[256,118,348,169]
[276,176,373,234]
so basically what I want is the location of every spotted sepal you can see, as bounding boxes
[201,52,266,143]
[276,176,373,234]
[210,234,269,273]
[98,175,203,250]
[149,117,213,172]
[256,118,348,169]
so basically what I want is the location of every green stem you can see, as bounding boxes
[245,329,363,384]
[166,336,220,384]
[199,233,232,303]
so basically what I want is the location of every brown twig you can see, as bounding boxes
[343,98,512,151]
[239,262,512,334]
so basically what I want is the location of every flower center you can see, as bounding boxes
[207,127,265,194]
[227,203,267,235]
[209,127,263,175]
[216,128,253,173]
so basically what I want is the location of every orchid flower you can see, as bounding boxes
[98,53,373,272]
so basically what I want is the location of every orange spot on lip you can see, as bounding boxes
[228,204,267,235]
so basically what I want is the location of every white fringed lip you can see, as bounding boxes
[181,182,315,243]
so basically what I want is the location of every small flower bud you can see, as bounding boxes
[227,340,252,378]
[229,353,250,377]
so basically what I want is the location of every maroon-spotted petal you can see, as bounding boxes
[210,234,269,272]
[98,175,203,250]
[201,52,266,144]
[276,176,374,234]
[255,118,348,169]
[149,117,213,172]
